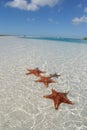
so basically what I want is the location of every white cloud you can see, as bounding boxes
[5,0,38,11]
[72,16,87,24]
[5,0,62,11]
[32,0,59,7]
[84,7,87,13]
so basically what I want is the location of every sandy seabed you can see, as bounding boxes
[0,36,87,130]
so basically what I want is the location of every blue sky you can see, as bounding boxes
[0,0,87,37]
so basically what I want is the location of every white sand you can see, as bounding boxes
[0,36,87,130]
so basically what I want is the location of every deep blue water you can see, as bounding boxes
[22,36,87,44]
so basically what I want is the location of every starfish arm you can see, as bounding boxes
[43,94,54,99]
[26,69,31,71]
[61,92,74,105]
[48,79,56,83]
[54,99,60,109]
[51,89,57,94]
[35,80,41,83]
[26,72,32,75]
[62,97,74,105]
[44,82,49,87]
[26,73,29,75]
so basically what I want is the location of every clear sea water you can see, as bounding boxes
[22,36,87,44]
[0,37,87,130]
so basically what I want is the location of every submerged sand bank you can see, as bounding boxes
[0,37,87,130]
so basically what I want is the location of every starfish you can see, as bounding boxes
[35,76,56,87]
[43,89,74,109]
[50,73,61,78]
[26,67,45,77]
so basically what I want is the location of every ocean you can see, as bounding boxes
[22,36,87,44]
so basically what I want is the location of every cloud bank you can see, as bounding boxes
[5,0,62,11]
[72,16,87,24]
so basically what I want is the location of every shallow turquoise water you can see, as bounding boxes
[22,36,87,44]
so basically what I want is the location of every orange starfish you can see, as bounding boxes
[26,67,45,77]
[43,89,74,109]
[35,76,56,87]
